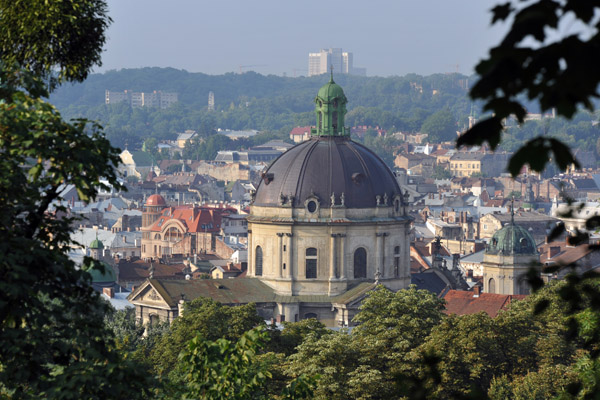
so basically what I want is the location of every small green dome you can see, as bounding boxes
[89,238,104,250]
[89,262,116,283]
[316,78,347,103]
[486,223,538,256]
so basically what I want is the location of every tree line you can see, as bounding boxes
[105,282,600,399]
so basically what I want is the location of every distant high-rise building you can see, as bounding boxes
[105,90,178,109]
[308,48,366,77]
[208,91,215,111]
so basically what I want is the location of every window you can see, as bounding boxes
[307,200,317,213]
[306,247,317,279]
[394,246,401,277]
[488,278,495,294]
[255,246,263,276]
[354,247,367,278]
[304,313,318,320]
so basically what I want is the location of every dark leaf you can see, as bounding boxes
[533,299,550,315]
[548,138,580,171]
[456,117,503,150]
[491,3,513,24]
[507,138,549,176]
[585,216,600,231]
[547,222,565,242]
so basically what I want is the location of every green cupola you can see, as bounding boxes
[312,72,348,137]
[89,238,104,250]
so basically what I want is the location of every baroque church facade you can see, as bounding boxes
[129,76,412,327]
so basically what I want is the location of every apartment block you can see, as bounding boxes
[105,90,178,109]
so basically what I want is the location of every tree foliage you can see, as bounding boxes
[420,109,457,142]
[457,0,600,175]
[0,0,111,88]
[0,1,156,397]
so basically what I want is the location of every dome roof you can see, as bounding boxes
[253,136,401,209]
[89,262,117,283]
[89,238,104,249]
[316,76,347,103]
[486,223,538,255]
[146,194,166,206]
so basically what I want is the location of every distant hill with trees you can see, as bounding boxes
[51,68,475,150]
[51,68,599,168]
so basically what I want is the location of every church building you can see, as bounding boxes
[482,207,540,295]
[129,76,412,327]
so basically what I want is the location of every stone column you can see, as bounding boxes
[329,234,337,279]
[339,234,346,279]
[247,229,253,276]
[277,233,284,278]
[381,232,388,278]
[375,232,383,278]
[285,233,293,279]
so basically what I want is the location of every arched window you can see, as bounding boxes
[305,248,317,279]
[166,227,182,242]
[394,246,401,277]
[488,278,496,294]
[255,246,263,276]
[354,247,367,278]
[519,279,530,295]
[149,314,159,326]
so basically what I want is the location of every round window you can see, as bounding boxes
[307,200,317,213]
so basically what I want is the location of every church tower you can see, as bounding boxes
[247,76,412,326]
[312,71,348,136]
[482,207,539,295]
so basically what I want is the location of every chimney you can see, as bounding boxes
[548,246,561,259]
[473,285,481,297]
[103,287,114,299]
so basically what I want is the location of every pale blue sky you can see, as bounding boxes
[98,0,507,77]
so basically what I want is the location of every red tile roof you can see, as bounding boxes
[289,126,313,136]
[538,240,596,266]
[443,290,527,317]
[149,205,235,233]
[117,259,187,281]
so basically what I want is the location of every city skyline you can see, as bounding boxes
[98,0,507,77]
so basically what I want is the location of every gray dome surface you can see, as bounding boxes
[486,223,538,256]
[253,136,401,208]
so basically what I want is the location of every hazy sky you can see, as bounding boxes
[99,0,507,77]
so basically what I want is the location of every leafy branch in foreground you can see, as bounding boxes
[179,327,316,400]
[0,67,150,398]
[458,0,600,175]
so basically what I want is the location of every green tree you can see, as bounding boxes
[287,286,446,400]
[420,109,457,142]
[431,164,452,180]
[180,328,317,400]
[0,0,111,88]
[179,328,272,400]
[150,297,264,378]
[0,55,151,400]
[0,1,156,396]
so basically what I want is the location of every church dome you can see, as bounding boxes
[146,194,166,206]
[316,77,347,103]
[253,136,401,209]
[89,238,104,250]
[89,262,117,283]
[486,223,538,255]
